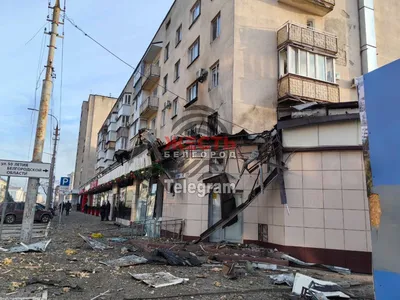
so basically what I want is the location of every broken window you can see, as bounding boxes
[207,112,218,135]
[210,150,225,174]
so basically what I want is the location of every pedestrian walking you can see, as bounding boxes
[84,203,88,214]
[100,202,106,221]
[106,200,111,221]
[65,201,72,216]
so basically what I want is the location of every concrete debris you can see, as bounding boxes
[7,239,51,253]
[292,273,350,299]
[79,233,112,251]
[90,290,110,300]
[1,291,48,300]
[100,254,148,267]
[281,254,351,275]
[252,262,278,271]
[269,273,295,286]
[129,271,189,288]
[90,233,104,238]
[151,249,201,266]
[65,248,77,256]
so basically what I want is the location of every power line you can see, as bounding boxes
[25,22,48,46]
[64,15,253,133]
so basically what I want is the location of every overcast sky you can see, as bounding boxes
[0,0,173,190]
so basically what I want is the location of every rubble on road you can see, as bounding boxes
[269,273,295,286]
[108,237,128,243]
[78,233,112,250]
[90,233,104,239]
[7,240,51,253]
[280,254,351,275]
[129,271,189,288]
[149,249,202,266]
[99,254,148,267]
[292,273,350,299]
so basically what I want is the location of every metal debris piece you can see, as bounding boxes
[222,263,236,279]
[269,273,295,286]
[3,290,48,300]
[8,239,51,253]
[292,273,350,299]
[99,254,148,267]
[129,271,189,288]
[252,262,277,271]
[108,237,128,243]
[78,234,112,251]
[152,249,201,266]
[281,254,351,275]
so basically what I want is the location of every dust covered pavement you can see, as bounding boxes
[0,212,374,300]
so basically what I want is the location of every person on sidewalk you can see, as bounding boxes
[100,201,106,221]
[105,200,111,221]
[65,201,72,216]
[84,203,88,214]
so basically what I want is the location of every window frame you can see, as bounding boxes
[279,46,336,84]
[161,109,166,127]
[174,60,180,82]
[188,37,200,67]
[123,93,131,105]
[175,24,182,47]
[163,74,168,95]
[186,81,198,107]
[172,98,178,118]
[211,12,221,42]
[164,42,170,62]
[189,0,201,28]
[210,61,219,90]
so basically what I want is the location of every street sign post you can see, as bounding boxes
[58,177,70,225]
[0,160,50,178]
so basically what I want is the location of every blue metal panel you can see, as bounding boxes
[364,59,400,300]
[364,59,400,186]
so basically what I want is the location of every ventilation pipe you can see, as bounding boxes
[358,0,378,74]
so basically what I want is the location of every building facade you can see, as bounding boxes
[73,94,117,189]
[78,0,399,273]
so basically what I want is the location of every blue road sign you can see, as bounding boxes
[60,177,71,187]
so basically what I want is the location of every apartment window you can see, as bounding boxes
[174,60,180,81]
[121,137,127,149]
[190,0,201,26]
[208,112,218,135]
[164,43,170,62]
[210,62,219,89]
[188,37,200,65]
[150,117,156,130]
[187,82,198,103]
[163,74,168,94]
[161,110,166,127]
[211,13,221,41]
[132,120,138,135]
[123,94,131,104]
[307,19,315,29]
[172,98,178,118]
[279,46,335,83]
[122,115,129,125]
[176,24,182,47]
[152,87,158,97]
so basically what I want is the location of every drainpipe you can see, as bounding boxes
[358,0,378,74]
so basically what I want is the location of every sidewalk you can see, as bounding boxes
[0,211,374,300]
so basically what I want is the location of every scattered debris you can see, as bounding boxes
[7,239,51,253]
[69,271,90,278]
[214,281,222,287]
[281,254,351,275]
[62,287,70,293]
[79,233,112,250]
[90,290,110,300]
[252,262,277,271]
[9,281,25,291]
[27,277,61,286]
[65,248,77,256]
[2,257,13,266]
[100,254,148,267]
[292,273,350,299]
[91,233,104,238]
[109,237,128,243]
[195,274,208,278]
[129,272,189,288]
[151,249,201,266]
[222,263,238,279]
[269,273,295,286]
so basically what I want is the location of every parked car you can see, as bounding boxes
[0,202,53,224]
[36,203,56,216]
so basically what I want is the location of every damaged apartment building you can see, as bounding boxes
[74,0,400,273]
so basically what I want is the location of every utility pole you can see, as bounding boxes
[0,176,11,240]
[21,0,62,243]
[46,125,59,210]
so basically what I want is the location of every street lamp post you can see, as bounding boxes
[28,108,59,210]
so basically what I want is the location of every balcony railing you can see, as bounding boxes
[139,96,159,118]
[108,122,117,132]
[277,22,338,54]
[278,73,340,103]
[142,64,161,90]
[96,160,106,170]
[106,131,117,144]
[97,149,105,160]
[117,127,129,140]
[118,104,131,118]
[105,149,115,161]
[105,142,115,151]
[278,0,334,16]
